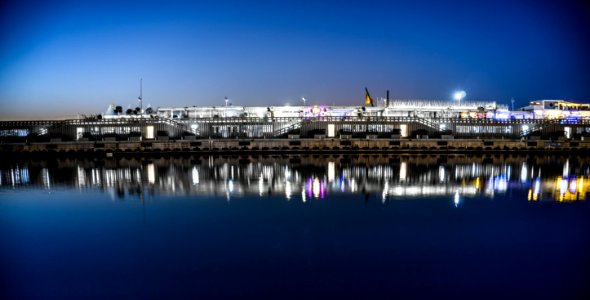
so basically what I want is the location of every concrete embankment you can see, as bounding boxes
[2,138,589,157]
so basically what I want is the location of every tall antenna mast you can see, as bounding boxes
[138,78,143,116]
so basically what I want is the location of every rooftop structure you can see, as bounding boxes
[1,99,590,143]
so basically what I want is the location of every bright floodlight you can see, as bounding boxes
[453,90,466,102]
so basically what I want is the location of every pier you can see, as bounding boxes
[2,115,590,156]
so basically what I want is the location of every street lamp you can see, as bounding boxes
[302,97,307,106]
[224,97,229,107]
[453,90,466,103]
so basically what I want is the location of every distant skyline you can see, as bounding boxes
[1,0,589,119]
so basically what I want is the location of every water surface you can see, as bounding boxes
[1,154,589,299]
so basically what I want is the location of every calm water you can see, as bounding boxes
[1,154,589,299]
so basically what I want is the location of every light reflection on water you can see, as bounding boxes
[2,154,589,300]
[1,154,588,204]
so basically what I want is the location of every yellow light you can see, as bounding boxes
[311,105,321,115]
[528,189,532,201]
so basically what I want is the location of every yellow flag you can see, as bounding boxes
[364,88,373,106]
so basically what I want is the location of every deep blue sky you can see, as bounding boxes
[1,0,589,118]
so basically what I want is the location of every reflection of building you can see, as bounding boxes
[0,165,30,186]
[1,155,588,204]
[528,176,588,203]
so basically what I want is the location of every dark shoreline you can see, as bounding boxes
[2,137,589,158]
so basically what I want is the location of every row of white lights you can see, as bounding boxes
[225,92,467,106]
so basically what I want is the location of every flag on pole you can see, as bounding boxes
[364,87,373,107]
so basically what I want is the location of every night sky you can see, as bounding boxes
[1,0,589,119]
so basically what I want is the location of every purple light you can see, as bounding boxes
[569,177,577,194]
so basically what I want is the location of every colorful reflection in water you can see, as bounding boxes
[1,155,589,300]
[528,176,588,203]
[1,155,589,204]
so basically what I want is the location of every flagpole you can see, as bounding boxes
[139,78,143,117]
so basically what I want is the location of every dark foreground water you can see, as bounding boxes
[1,154,589,299]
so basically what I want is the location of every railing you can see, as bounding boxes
[2,116,590,141]
[153,116,190,136]
[414,117,441,132]
[520,124,542,137]
[273,121,302,137]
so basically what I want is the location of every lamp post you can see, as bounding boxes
[302,97,306,106]
[453,90,466,104]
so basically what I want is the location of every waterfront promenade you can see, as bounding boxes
[2,116,590,155]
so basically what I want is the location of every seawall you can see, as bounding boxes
[2,137,589,157]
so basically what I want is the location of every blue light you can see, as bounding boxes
[563,116,579,124]
[534,177,541,195]
[494,112,510,120]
